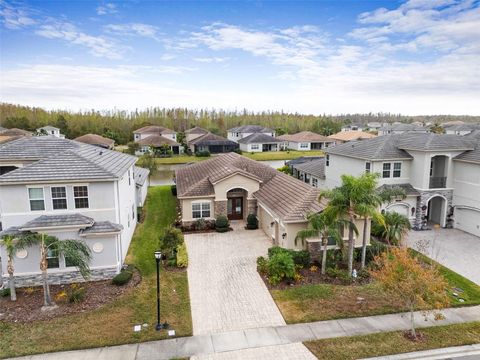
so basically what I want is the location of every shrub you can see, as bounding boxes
[233,148,242,154]
[325,249,344,269]
[195,150,211,157]
[267,252,296,286]
[195,218,207,231]
[326,267,351,283]
[176,242,188,268]
[0,288,11,297]
[160,226,184,256]
[365,240,388,264]
[112,268,133,286]
[170,185,177,196]
[215,215,230,232]
[291,250,310,268]
[268,246,289,258]
[257,256,268,274]
[246,214,259,230]
[278,165,292,175]
[68,284,86,303]
[167,256,177,267]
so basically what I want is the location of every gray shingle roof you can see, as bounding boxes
[228,125,273,133]
[396,133,475,151]
[379,123,427,132]
[277,131,333,143]
[74,134,115,148]
[137,134,180,147]
[134,166,150,186]
[292,158,325,179]
[21,214,95,230]
[189,132,238,146]
[0,227,22,237]
[237,133,282,144]
[0,128,32,137]
[0,136,79,161]
[185,126,209,135]
[286,156,323,167]
[377,183,420,196]
[79,221,123,235]
[133,125,176,134]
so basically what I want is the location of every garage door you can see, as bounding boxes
[386,204,409,217]
[455,208,480,237]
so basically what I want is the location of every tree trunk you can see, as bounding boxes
[7,258,16,301]
[361,217,368,269]
[410,306,416,339]
[321,235,328,275]
[40,240,53,307]
[348,217,355,276]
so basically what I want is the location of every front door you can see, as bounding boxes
[227,197,243,220]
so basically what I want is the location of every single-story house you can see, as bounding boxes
[37,125,65,138]
[134,166,150,207]
[175,152,369,250]
[328,130,376,144]
[443,124,480,136]
[136,134,181,155]
[185,126,209,143]
[341,123,364,132]
[277,131,335,150]
[74,134,115,149]
[188,132,239,154]
[291,158,326,188]
[237,133,283,152]
[133,125,177,142]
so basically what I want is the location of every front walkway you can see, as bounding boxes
[12,306,480,360]
[407,228,480,285]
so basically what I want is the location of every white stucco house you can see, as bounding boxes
[227,125,275,143]
[377,123,429,136]
[443,124,480,136]
[237,133,283,152]
[36,126,65,139]
[0,136,149,286]
[313,133,480,237]
[277,131,335,151]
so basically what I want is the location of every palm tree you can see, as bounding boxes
[34,234,92,307]
[295,212,344,275]
[379,211,412,246]
[0,232,37,301]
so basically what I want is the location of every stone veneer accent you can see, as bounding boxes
[414,189,453,230]
[214,200,228,218]
[306,239,322,260]
[247,198,258,216]
[3,267,119,288]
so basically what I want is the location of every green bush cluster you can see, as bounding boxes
[215,215,230,232]
[267,246,311,267]
[176,242,188,268]
[170,185,177,196]
[112,266,134,286]
[67,284,86,303]
[246,213,258,230]
[195,151,211,157]
[267,252,296,286]
[160,226,184,258]
[0,288,11,297]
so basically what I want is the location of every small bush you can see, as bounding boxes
[160,226,184,257]
[176,242,188,268]
[0,288,11,297]
[291,250,310,267]
[326,267,351,282]
[325,249,344,269]
[215,215,230,232]
[167,256,177,267]
[268,246,289,258]
[257,256,268,274]
[195,150,211,157]
[246,213,259,229]
[195,218,207,231]
[267,252,296,286]
[68,284,86,303]
[112,268,133,286]
[233,148,242,154]
[170,185,177,196]
[365,240,388,264]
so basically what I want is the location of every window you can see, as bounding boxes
[251,144,259,150]
[305,174,311,184]
[29,188,45,211]
[132,204,135,220]
[430,160,434,176]
[365,162,371,173]
[300,143,309,149]
[382,163,391,178]
[74,186,89,208]
[65,255,78,268]
[326,154,330,166]
[128,170,131,186]
[393,162,402,178]
[47,248,59,269]
[51,186,67,210]
[192,202,211,219]
[312,178,318,188]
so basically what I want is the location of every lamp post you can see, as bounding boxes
[154,250,168,331]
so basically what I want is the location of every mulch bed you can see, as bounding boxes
[0,269,141,323]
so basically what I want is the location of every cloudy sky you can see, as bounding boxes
[0,0,479,115]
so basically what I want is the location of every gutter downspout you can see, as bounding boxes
[114,180,123,271]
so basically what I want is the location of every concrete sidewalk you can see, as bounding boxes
[362,343,480,359]
[10,306,480,360]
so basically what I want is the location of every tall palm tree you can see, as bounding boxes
[34,234,92,307]
[295,212,345,275]
[380,211,412,246]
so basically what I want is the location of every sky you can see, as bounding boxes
[0,0,479,115]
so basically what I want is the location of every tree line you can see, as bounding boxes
[1,103,479,145]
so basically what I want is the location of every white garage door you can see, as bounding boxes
[386,204,409,217]
[455,208,480,237]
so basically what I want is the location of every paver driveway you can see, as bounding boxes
[185,226,316,359]
[408,228,480,285]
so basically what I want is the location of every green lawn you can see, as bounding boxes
[305,321,480,360]
[153,150,324,164]
[0,186,192,359]
[271,255,480,324]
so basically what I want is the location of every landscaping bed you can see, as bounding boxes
[0,268,141,323]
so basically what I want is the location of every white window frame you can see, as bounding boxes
[28,187,45,211]
[73,185,89,209]
[250,144,260,150]
[393,162,402,178]
[192,202,211,219]
[312,177,318,188]
[382,163,391,178]
[51,186,67,210]
[365,162,371,174]
[299,142,309,149]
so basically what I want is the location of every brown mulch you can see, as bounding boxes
[404,330,428,342]
[0,269,141,323]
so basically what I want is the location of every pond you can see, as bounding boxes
[149,159,288,186]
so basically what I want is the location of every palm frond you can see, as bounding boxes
[57,239,92,278]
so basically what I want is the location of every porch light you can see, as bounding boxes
[270,221,275,227]
[282,233,287,239]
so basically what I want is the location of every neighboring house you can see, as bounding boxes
[74,134,115,149]
[277,131,335,150]
[237,133,283,152]
[319,133,479,236]
[377,123,429,136]
[443,124,480,136]
[133,125,177,142]
[134,166,150,207]
[227,125,275,143]
[188,132,238,154]
[136,135,181,155]
[328,130,376,144]
[0,128,32,137]
[366,122,382,131]
[37,125,65,138]
[0,136,142,286]
[285,156,323,171]
[185,126,209,143]
[341,123,364,132]
[291,158,325,188]
[175,152,368,250]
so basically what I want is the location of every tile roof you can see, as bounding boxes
[137,134,180,147]
[454,136,480,164]
[286,156,324,167]
[444,124,480,132]
[0,128,32,136]
[328,131,376,142]
[79,221,123,235]
[377,183,420,196]
[189,132,237,146]
[292,158,325,179]
[74,134,115,148]
[133,125,176,134]
[134,166,150,186]
[379,123,427,132]
[396,133,475,151]
[277,131,333,143]
[185,126,209,135]
[228,125,273,133]
[21,214,95,230]
[175,153,326,222]
[237,133,283,144]
[0,136,79,161]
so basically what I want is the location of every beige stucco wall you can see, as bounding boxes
[213,174,260,200]
[180,197,215,222]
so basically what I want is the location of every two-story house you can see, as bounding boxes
[36,125,65,138]
[133,125,180,155]
[0,136,147,286]
[319,133,479,236]
[227,125,275,142]
[443,124,480,136]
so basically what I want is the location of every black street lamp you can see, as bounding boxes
[154,250,168,331]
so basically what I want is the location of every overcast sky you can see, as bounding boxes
[1,0,479,115]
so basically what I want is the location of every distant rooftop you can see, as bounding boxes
[237,133,282,144]
[228,125,274,133]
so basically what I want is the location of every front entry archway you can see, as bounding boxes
[227,188,246,220]
[427,195,447,227]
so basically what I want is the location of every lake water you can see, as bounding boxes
[150,159,288,186]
